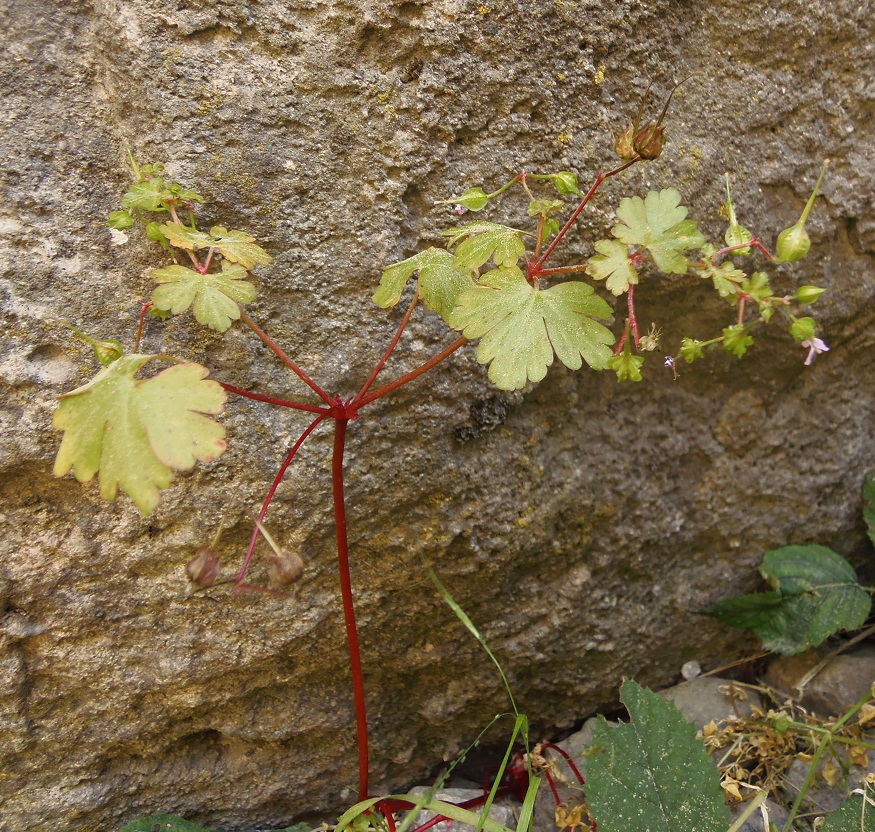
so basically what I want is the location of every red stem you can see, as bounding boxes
[233,413,329,584]
[533,160,637,272]
[134,301,154,352]
[240,310,335,406]
[332,416,370,801]
[536,264,590,278]
[542,742,585,785]
[354,290,420,402]
[220,382,329,415]
[628,284,640,346]
[355,336,468,409]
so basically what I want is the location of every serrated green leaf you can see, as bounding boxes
[122,179,173,212]
[742,271,772,303]
[612,189,705,274]
[820,794,875,832]
[527,198,564,217]
[722,324,753,357]
[372,248,473,322]
[151,262,257,332]
[447,266,614,390]
[208,226,272,269]
[586,679,729,832]
[159,222,214,251]
[440,222,526,271]
[53,355,227,516]
[679,337,705,363]
[695,260,746,298]
[863,472,875,548]
[703,545,871,655]
[609,352,644,382]
[587,239,639,296]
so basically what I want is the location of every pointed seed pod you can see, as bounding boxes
[776,161,829,262]
[631,73,698,161]
[723,174,752,255]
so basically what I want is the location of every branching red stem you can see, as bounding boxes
[234,412,329,584]
[356,336,468,409]
[354,290,420,402]
[532,160,638,273]
[240,310,335,405]
[220,382,329,414]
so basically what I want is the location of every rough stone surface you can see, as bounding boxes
[765,647,875,717]
[2,1,875,830]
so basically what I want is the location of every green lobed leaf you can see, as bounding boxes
[585,679,729,832]
[151,262,257,332]
[122,179,173,212]
[440,222,527,271]
[703,544,871,655]
[447,266,614,390]
[527,198,564,217]
[612,189,705,274]
[372,248,473,322]
[53,355,227,516]
[208,226,272,269]
[722,324,754,357]
[159,222,214,251]
[695,260,746,298]
[587,238,639,296]
[819,794,875,832]
[609,352,644,382]
[864,471,875,548]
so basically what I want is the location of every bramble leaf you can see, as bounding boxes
[372,248,473,322]
[53,355,227,517]
[703,545,871,655]
[447,266,614,390]
[587,239,639,296]
[612,189,705,274]
[440,222,527,271]
[586,679,729,832]
[820,794,875,832]
[151,262,257,332]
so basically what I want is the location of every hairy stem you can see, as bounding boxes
[332,416,370,801]
[240,310,335,405]
[356,336,468,409]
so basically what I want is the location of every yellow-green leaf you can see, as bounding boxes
[151,262,257,332]
[448,266,614,390]
[53,355,227,516]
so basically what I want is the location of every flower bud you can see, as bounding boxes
[92,338,125,366]
[794,285,825,305]
[186,546,220,591]
[551,171,580,195]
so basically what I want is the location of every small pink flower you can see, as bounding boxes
[454,204,466,216]
[801,337,829,365]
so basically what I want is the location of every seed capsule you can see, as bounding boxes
[775,161,829,263]
[186,546,221,591]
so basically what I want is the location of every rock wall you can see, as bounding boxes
[2,1,874,829]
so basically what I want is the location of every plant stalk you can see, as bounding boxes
[332,416,370,801]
